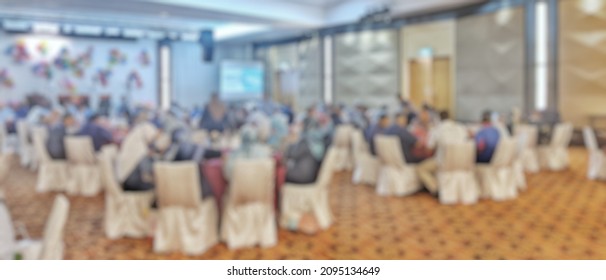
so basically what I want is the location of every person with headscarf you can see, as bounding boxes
[116,112,163,191]
[223,125,272,180]
[267,108,289,151]
[284,123,326,185]
[200,93,227,133]
[246,107,272,143]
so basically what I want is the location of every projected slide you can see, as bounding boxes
[220,60,264,100]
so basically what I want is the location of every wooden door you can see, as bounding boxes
[409,57,452,114]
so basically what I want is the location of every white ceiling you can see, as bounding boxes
[0,0,485,42]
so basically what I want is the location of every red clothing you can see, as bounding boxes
[410,124,434,160]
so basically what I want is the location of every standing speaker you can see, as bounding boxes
[200,30,213,62]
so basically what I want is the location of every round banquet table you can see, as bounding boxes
[200,153,286,214]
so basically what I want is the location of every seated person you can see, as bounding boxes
[46,114,78,160]
[284,126,326,185]
[200,93,227,132]
[385,112,421,163]
[282,126,329,235]
[409,108,435,161]
[476,110,501,163]
[167,135,215,200]
[0,102,16,134]
[417,111,469,194]
[223,125,272,180]
[267,109,289,151]
[364,114,391,155]
[116,113,161,191]
[76,114,113,152]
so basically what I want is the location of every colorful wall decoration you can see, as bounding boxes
[0,33,158,105]
[94,68,112,87]
[127,70,143,89]
[108,48,127,67]
[0,69,14,88]
[37,41,49,57]
[138,50,150,67]
[32,62,53,80]
[4,40,30,64]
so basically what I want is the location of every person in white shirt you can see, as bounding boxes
[492,111,511,139]
[417,111,469,194]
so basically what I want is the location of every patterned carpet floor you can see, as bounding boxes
[3,147,606,260]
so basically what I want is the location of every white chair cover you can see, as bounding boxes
[583,127,606,180]
[333,125,354,171]
[281,147,338,231]
[221,158,277,249]
[351,129,380,185]
[374,135,421,196]
[437,142,479,205]
[99,146,154,239]
[0,201,15,260]
[513,133,527,191]
[31,127,69,193]
[18,194,70,260]
[153,162,218,255]
[514,124,540,173]
[538,123,573,171]
[64,136,102,196]
[477,138,518,201]
[16,120,34,169]
[0,123,13,154]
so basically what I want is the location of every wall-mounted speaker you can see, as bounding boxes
[200,30,213,62]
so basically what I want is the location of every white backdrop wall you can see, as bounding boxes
[170,42,253,109]
[0,32,158,107]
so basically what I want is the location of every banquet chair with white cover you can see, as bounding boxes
[64,136,102,196]
[332,125,354,171]
[0,153,11,191]
[476,138,518,201]
[99,146,154,239]
[437,142,479,205]
[374,135,421,196]
[538,123,573,171]
[513,133,527,191]
[514,124,540,173]
[221,158,277,249]
[16,194,70,260]
[153,162,218,255]
[31,127,69,193]
[583,126,606,180]
[280,147,338,231]
[0,199,15,259]
[351,129,380,185]
[0,123,16,154]
[16,121,34,169]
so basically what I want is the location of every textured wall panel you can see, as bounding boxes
[259,38,322,112]
[334,29,399,108]
[559,0,606,126]
[455,7,525,122]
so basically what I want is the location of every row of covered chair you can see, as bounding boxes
[99,142,340,255]
[32,127,102,196]
[331,122,574,205]
[1,194,70,260]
